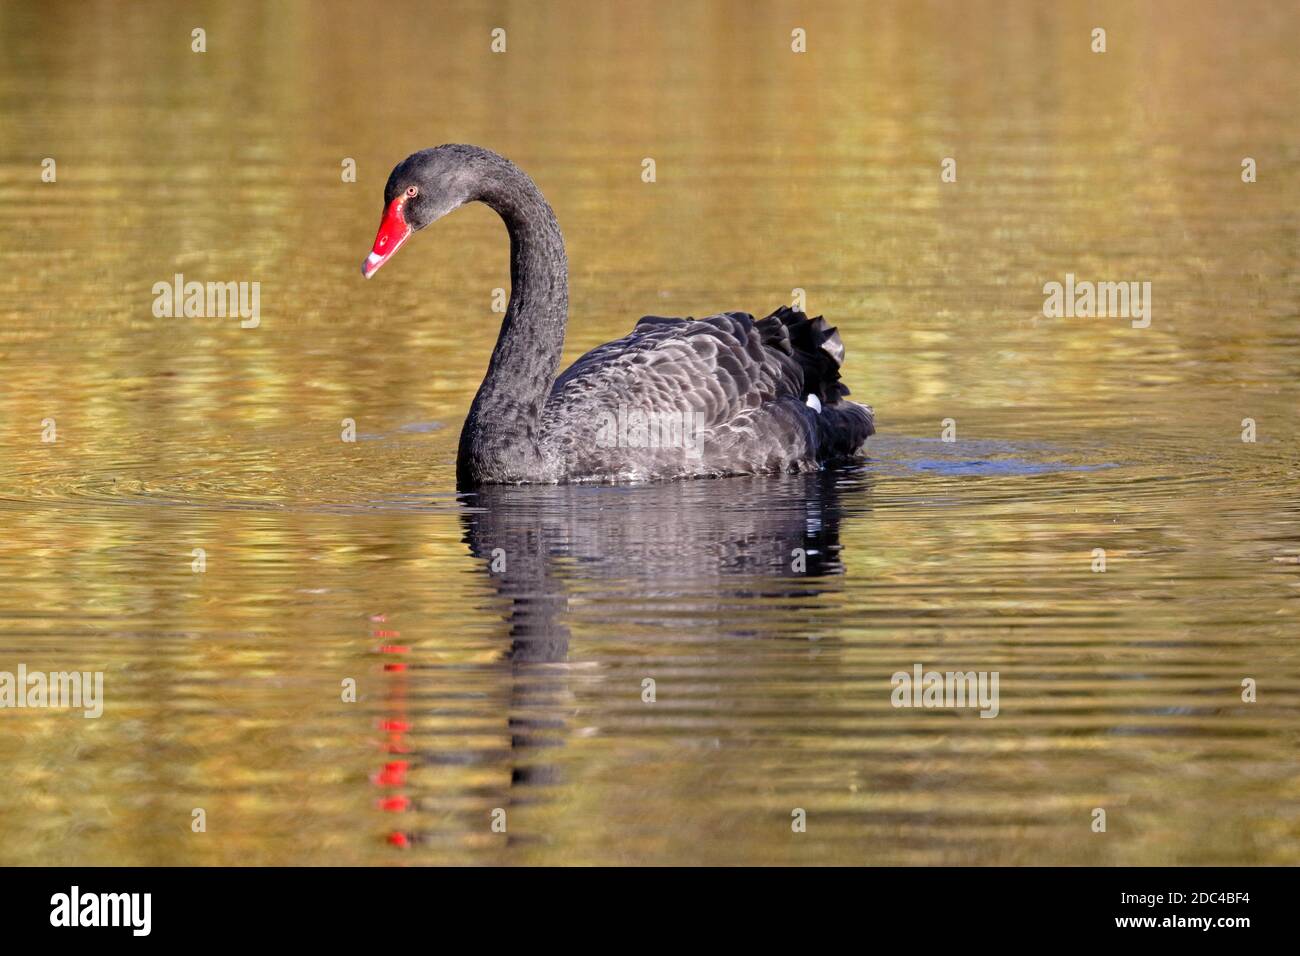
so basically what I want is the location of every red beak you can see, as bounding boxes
[362,196,412,278]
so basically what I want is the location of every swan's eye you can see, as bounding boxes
[405,186,418,198]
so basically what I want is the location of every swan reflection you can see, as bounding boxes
[460,467,867,655]
[455,468,869,799]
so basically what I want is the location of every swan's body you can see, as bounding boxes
[362,145,874,485]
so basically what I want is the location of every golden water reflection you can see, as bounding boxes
[0,0,1296,865]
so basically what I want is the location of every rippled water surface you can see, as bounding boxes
[1,0,1297,865]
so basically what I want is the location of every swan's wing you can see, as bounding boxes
[543,308,872,478]
[554,307,857,410]
[550,311,805,423]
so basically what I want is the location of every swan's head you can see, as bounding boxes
[361,146,481,278]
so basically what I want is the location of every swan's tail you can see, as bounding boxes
[758,305,875,458]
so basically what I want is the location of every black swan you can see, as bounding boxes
[361,145,875,485]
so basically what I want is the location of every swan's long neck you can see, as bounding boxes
[458,161,568,484]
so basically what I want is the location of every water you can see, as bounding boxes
[1,0,1297,865]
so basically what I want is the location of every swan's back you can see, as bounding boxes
[540,307,874,481]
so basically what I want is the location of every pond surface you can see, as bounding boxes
[0,0,1296,865]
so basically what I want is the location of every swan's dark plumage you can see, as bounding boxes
[542,307,874,481]
[363,145,875,485]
